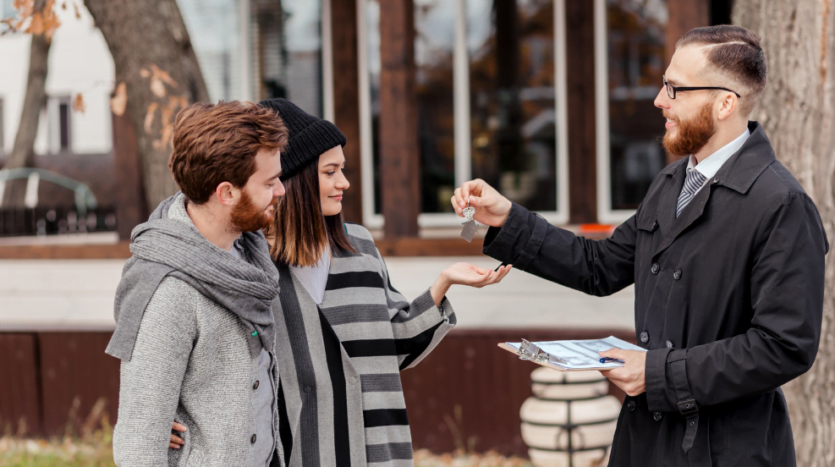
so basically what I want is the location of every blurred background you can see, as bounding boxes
[0,0,741,464]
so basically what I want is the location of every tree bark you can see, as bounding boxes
[733,2,835,466]
[2,32,50,208]
[83,0,209,210]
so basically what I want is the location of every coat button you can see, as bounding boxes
[653,412,663,421]
[253,380,260,390]
[640,331,649,343]
[627,400,636,412]
[666,340,674,349]
[673,269,682,280]
[689,420,696,427]
[651,263,660,275]
[651,221,657,230]
[251,434,257,444]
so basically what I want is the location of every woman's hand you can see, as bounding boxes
[430,263,512,306]
[170,421,187,449]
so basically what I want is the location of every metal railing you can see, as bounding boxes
[0,205,117,237]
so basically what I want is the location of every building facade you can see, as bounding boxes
[0,0,730,236]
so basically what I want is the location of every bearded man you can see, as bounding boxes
[452,26,828,466]
[108,101,289,467]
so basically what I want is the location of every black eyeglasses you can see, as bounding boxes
[663,75,740,100]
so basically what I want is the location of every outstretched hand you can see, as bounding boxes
[451,179,513,228]
[429,263,512,306]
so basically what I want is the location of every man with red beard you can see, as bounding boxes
[452,25,828,466]
[107,101,290,467]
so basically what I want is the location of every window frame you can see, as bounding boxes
[358,0,570,229]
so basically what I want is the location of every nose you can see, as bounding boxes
[654,86,669,110]
[336,171,350,191]
[274,180,286,197]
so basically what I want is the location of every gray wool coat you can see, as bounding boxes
[112,200,283,467]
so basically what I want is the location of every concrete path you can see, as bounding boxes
[0,257,635,332]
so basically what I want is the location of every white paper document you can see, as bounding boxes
[505,335,647,370]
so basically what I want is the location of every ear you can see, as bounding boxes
[716,92,738,121]
[215,181,239,207]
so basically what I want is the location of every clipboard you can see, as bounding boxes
[498,336,645,372]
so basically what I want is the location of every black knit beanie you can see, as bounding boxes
[258,98,347,181]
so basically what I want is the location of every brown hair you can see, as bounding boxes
[266,159,357,266]
[677,25,768,116]
[169,101,289,204]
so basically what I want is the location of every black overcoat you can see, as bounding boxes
[483,122,828,467]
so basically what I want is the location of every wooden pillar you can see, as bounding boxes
[566,0,598,224]
[330,0,363,224]
[112,111,147,240]
[665,0,710,165]
[378,0,420,237]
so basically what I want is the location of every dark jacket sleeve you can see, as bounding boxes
[483,202,638,296]
[646,193,828,412]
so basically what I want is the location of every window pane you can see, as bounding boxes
[468,0,557,212]
[607,0,667,210]
[59,102,70,151]
[415,0,456,213]
[365,0,382,214]
[179,0,242,102]
[252,0,323,116]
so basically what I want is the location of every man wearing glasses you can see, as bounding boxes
[452,25,828,466]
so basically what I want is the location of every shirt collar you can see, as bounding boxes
[686,127,751,179]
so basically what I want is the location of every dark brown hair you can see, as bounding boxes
[266,158,356,266]
[677,25,767,116]
[169,101,289,204]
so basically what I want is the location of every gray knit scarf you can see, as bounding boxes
[106,193,280,361]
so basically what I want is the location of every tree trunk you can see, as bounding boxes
[2,32,50,208]
[733,2,835,466]
[83,0,209,210]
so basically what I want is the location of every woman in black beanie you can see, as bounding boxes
[258,98,511,467]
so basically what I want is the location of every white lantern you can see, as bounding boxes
[520,367,621,467]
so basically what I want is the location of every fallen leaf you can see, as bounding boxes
[72,93,85,114]
[110,82,127,116]
[144,102,159,134]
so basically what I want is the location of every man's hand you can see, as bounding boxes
[170,421,187,449]
[451,179,513,228]
[599,348,647,397]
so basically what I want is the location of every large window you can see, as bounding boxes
[179,0,248,101]
[250,0,325,116]
[596,0,667,221]
[360,0,568,228]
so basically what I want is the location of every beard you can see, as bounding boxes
[662,101,716,156]
[230,189,276,233]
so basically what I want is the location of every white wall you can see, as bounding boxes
[0,4,114,156]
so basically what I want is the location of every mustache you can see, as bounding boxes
[662,110,679,122]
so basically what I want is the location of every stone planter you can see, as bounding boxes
[520,367,621,467]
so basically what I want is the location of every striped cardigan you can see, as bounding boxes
[272,223,456,467]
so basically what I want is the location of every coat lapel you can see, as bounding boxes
[653,165,715,258]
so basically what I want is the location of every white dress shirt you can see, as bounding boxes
[686,127,751,195]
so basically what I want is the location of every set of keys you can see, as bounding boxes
[460,199,478,242]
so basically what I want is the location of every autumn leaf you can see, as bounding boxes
[144,102,159,134]
[110,82,127,116]
[72,93,85,114]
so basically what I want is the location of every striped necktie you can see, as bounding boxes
[676,168,707,218]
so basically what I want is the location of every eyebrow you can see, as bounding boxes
[269,171,281,181]
[322,163,342,169]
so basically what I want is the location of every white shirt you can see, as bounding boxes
[686,128,751,195]
[290,248,331,306]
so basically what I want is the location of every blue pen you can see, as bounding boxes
[600,357,625,364]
